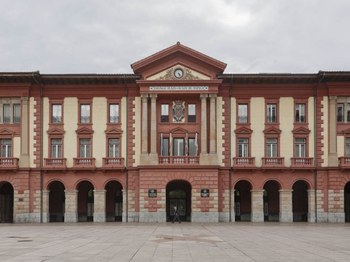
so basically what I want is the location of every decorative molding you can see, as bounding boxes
[157,67,201,80]
[75,126,94,135]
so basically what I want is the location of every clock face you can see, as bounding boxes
[174,68,184,79]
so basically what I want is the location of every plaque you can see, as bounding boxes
[148,189,157,198]
[201,189,210,198]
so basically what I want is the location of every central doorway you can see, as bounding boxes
[166,180,191,222]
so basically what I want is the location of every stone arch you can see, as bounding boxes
[77,180,94,222]
[263,180,281,222]
[292,180,309,222]
[0,181,13,223]
[166,179,192,222]
[234,180,252,222]
[345,181,350,222]
[48,180,65,222]
[105,180,123,222]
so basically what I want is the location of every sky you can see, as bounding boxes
[0,0,350,74]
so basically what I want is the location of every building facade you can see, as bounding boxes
[0,43,350,223]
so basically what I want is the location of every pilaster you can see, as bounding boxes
[64,190,78,223]
[328,96,338,166]
[93,189,106,222]
[279,189,293,222]
[251,190,264,222]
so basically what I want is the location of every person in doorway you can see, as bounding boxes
[172,206,181,223]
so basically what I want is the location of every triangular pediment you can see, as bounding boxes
[263,126,281,134]
[75,126,94,135]
[235,126,253,134]
[147,64,210,81]
[292,126,310,134]
[105,126,123,135]
[47,127,65,135]
[169,127,188,134]
[342,127,350,135]
[0,128,15,136]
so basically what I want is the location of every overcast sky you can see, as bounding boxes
[1,0,349,74]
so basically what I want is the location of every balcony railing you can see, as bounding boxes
[262,157,285,168]
[0,158,19,169]
[339,157,350,168]
[44,158,67,169]
[159,156,199,165]
[291,157,314,168]
[73,158,96,169]
[233,157,256,168]
[102,157,125,168]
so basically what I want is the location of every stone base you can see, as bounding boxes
[316,212,328,223]
[139,211,166,222]
[251,212,264,222]
[15,213,41,223]
[308,212,316,223]
[124,212,139,222]
[192,212,218,223]
[64,212,78,223]
[280,212,293,222]
[219,212,230,222]
[328,212,345,223]
[93,212,106,222]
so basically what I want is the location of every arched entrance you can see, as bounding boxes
[105,181,123,222]
[0,182,13,223]
[166,180,191,222]
[77,181,94,222]
[48,181,65,222]
[263,180,280,221]
[292,180,309,222]
[345,182,350,222]
[234,180,252,221]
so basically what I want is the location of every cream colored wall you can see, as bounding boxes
[280,98,294,167]
[92,97,107,167]
[217,96,224,166]
[251,98,265,167]
[230,97,236,161]
[133,97,141,167]
[29,97,36,168]
[147,64,210,80]
[64,98,78,167]
[337,136,345,157]
[13,137,20,158]
[43,98,49,159]
[308,97,315,158]
[321,96,329,167]
[121,97,127,162]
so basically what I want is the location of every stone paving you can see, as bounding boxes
[0,223,349,261]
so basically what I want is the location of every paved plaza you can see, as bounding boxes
[0,223,349,261]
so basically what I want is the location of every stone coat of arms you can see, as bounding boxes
[173,100,185,122]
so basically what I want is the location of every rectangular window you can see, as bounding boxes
[295,103,306,123]
[79,138,91,158]
[161,137,169,156]
[238,104,248,123]
[238,138,249,157]
[13,104,21,124]
[266,104,277,123]
[188,138,197,156]
[188,104,196,122]
[347,103,350,122]
[266,138,278,157]
[161,104,169,122]
[0,139,12,158]
[52,104,62,123]
[108,138,120,158]
[3,104,10,124]
[346,138,350,157]
[80,104,91,123]
[51,139,62,158]
[337,103,344,122]
[109,104,119,123]
[295,138,306,157]
[173,138,184,156]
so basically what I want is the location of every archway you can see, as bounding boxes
[77,181,94,222]
[345,182,350,222]
[166,180,191,222]
[292,180,309,222]
[105,181,123,222]
[48,181,65,222]
[0,182,13,223]
[234,180,252,221]
[263,180,280,221]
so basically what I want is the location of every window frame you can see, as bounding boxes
[265,137,278,158]
[266,103,278,123]
[79,101,92,124]
[79,138,92,158]
[237,104,249,124]
[295,103,306,123]
[108,138,121,158]
[0,138,12,158]
[108,102,120,124]
[161,104,169,122]
[294,137,307,158]
[50,138,63,159]
[188,103,196,123]
[237,138,249,158]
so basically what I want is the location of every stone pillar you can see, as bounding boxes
[200,94,208,164]
[122,189,127,222]
[230,189,235,222]
[93,189,106,222]
[20,97,29,167]
[64,190,78,223]
[141,94,148,154]
[148,94,158,164]
[42,190,50,223]
[328,96,338,166]
[308,189,316,223]
[279,189,293,222]
[209,94,217,154]
[251,190,264,222]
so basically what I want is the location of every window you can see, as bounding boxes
[3,104,10,124]
[266,138,278,157]
[346,138,350,157]
[295,138,306,157]
[79,138,91,158]
[266,104,277,123]
[188,138,198,156]
[108,138,120,158]
[13,104,21,124]
[347,103,350,122]
[173,138,184,156]
[161,137,169,156]
[161,104,169,122]
[238,104,248,123]
[337,103,344,122]
[109,104,119,123]
[238,138,249,157]
[80,104,91,124]
[295,104,306,123]
[52,104,62,123]
[188,104,196,122]
[51,139,62,158]
[0,139,12,158]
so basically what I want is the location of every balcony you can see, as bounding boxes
[73,158,96,170]
[339,157,350,169]
[44,158,67,170]
[262,157,285,168]
[232,157,256,169]
[291,157,314,169]
[159,156,199,165]
[102,157,125,169]
[0,158,19,170]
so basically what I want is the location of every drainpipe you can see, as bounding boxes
[123,75,129,222]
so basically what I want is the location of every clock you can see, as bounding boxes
[174,68,184,79]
